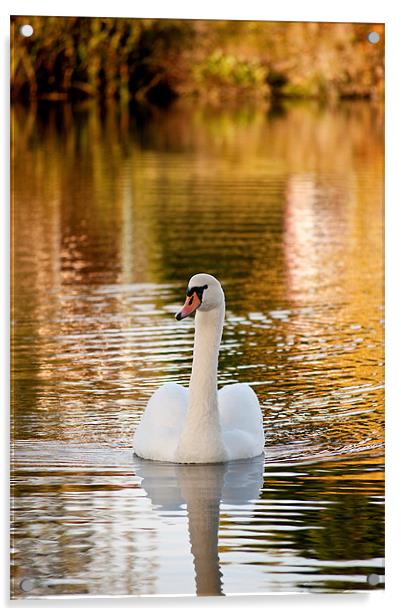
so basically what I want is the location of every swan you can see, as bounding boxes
[132,273,265,463]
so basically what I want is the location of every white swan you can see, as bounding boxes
[133,273,265,463]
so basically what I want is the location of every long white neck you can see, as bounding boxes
[176,301,227,463]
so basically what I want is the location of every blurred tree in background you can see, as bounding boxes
[11,17,384,105]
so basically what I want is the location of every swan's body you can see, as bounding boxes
[133,273,265,463]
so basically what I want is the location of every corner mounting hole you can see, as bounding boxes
[367,31,380,44]
[20,578,35,592]
[367,573,380,586]
[20,24,34,37]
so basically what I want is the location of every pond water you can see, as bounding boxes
[11,100,384,597]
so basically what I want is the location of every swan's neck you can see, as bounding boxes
[189,305,224,415]
[176,302,227,462]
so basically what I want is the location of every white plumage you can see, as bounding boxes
[133,274,265,463]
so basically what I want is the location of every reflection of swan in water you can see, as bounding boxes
[133,454,264,596]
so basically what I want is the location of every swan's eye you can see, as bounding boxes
[186,284,208,300]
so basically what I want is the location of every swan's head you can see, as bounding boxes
[175,273,224,320]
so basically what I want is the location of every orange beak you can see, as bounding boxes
[175,292,201,320]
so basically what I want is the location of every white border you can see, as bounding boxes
[2,1,400,614]
[2,0,388,22]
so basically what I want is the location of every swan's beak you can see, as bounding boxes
[175,292,201,320]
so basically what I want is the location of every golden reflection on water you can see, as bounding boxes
[11,100,384,596]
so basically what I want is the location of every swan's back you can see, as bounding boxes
[133,382,264,463]
[218,383,265,460]
[133,383,188,462]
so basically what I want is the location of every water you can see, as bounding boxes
[11,100,384,597]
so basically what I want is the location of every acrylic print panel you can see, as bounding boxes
[10,15,384,598]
